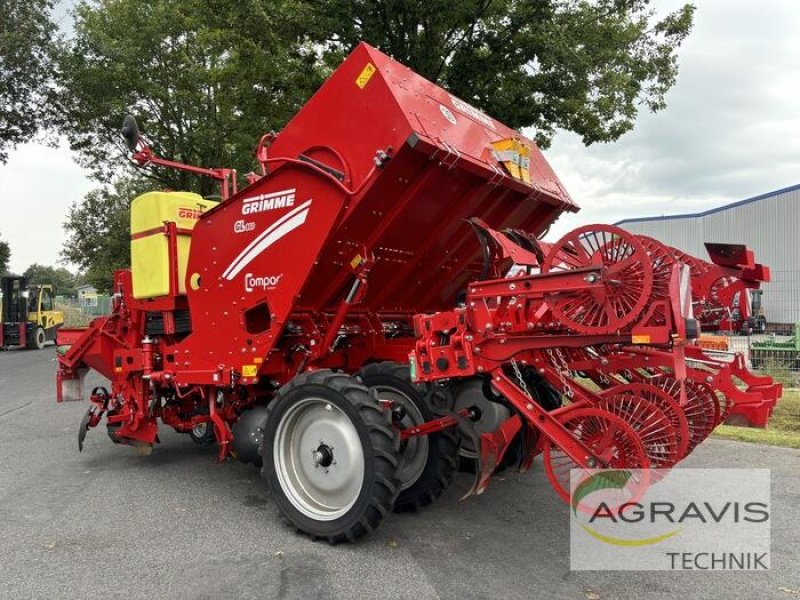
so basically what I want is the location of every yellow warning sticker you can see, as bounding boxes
[631,334,652,345]
[356,63,376,89]
[350,254,363,269]
[242,365,258,377]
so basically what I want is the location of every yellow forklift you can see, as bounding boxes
[0,276,64,350]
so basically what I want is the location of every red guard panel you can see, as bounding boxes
[180,163,348,371]
[266,43,578,314]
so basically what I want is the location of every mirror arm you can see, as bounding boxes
[131,145,236,200]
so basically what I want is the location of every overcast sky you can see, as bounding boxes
[1,0,799,274]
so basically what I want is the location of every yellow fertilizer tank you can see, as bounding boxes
[130,191,217,299]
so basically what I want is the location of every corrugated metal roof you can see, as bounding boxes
[615,182,800,225]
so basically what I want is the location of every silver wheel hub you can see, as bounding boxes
[274,398,365,521]
[452,380,510,459]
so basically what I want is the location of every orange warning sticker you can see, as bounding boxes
[631,334,651,344]
[356,63,376,89]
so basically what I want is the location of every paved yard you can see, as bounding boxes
[0,349,798,599]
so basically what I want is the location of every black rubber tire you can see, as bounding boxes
[188,422,216,446]
[34,327,46,350]
[755,316,767,334]
[358,361,460,513]
[261,370,400,543]
[232,406,269,467]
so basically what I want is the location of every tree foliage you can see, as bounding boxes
[54,0,695,285]
[0,0,56,162]
[55,0,322,195]
[0,234,10,276]
[61,177,151,292]
[22,263,81,296]
[301,0,695,146]
[54,0,696,186]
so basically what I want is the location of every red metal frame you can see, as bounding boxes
[131,146,238,201]
[55,42,782,504]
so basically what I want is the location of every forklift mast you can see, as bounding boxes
[1,276,63,349]
[1,276,29,324]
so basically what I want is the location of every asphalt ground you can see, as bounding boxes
[0,348,798,600]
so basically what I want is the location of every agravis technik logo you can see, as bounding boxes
[569,468,770,571]
[572,470,682,547]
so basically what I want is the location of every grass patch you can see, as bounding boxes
[713,425,800,449]
[713,389,800,449]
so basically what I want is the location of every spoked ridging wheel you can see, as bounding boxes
[636,235,675,290]
[597,394,680,469]
[682,370,724,428]
[542,225,654,334]
[648,376,717,453]
[357,361,460,513]
[543,406,650,504]
[634,235,676,326]
[261,370,400,543]
[695,381,722,431]
[713,389,731,424]
[600,382,690,462]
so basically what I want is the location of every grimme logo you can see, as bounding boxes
[449,95,496,130]
[178,207,204,219]
[242,188,295,215]
[245,272,284,292]
[234,219,256,233]
[439,104,457,125]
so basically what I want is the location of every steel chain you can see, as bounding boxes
[547,348,574,399]
[510,358,533,400]
[555,348,575,399]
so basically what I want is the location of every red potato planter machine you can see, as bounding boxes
[56,43,781,542]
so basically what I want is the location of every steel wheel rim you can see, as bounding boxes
[542,225,653,334]
[375,385,428,492]
[598,395,679,468]
[649,376,714,451]
[274,397,365,521]
[192,422,209,437]
[600,382,690,461]
[543,407,650,505]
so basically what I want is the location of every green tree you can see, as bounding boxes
[301,0,695,146]
[61,177,150,292]
[54,0,322,195]
[22,263,80,296]
[0,234,10,275]
[0,0,57,162]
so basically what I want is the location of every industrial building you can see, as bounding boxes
[617,183,800,326]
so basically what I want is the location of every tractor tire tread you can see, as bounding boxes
[356,361,460,515]
[262,369,400,544]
